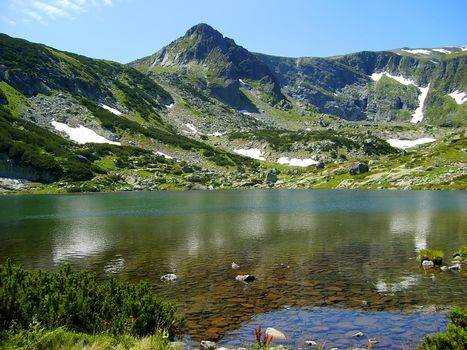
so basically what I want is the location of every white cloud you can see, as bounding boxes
[32,1,69,19]
[8,0,113,24]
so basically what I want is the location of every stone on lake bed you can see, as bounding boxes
[235,274,255,282]
[265,327,286,340]
[200,340,217,349]
[160,273,177,281]
[231,262,240,269]
[421,260,435,269]
[306,340,318,346]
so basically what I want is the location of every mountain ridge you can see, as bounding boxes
[0,25,466,192]
[132,24,466,124]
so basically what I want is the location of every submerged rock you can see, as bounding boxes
[231,262,240,269]
[235,274,256,283]
[160,273,177,281]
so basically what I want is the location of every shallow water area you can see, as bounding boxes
[219,306,449,349]
[0,190,466,342]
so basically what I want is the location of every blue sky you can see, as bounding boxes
[1,0,466,63]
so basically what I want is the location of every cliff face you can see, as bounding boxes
[256,50,466,123]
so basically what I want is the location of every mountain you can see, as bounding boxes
[131,23,288,110]
[132,24,465,125]
[256,48,466,124]
[0,26,466,192]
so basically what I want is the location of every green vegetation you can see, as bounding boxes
[0,260,182,338]
[229,128,397,156]
[418,249,444,266]
[0,325,179,350]
[418,307,467,350]
[459,246,467,260]
[0,82,28,117]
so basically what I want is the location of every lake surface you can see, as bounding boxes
[0,190,466,348]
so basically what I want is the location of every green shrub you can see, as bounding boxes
[418,249,444,266]
[0,260,182,338]
[418,307,467,349]
[459,246,467,260]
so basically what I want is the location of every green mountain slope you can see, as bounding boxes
[0,27,465,192]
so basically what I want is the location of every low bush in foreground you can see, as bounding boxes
[418,307,467,350]
[0,260,182,338]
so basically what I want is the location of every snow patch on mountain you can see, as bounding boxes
[432,48,451,54]
[51,121,121,145]
[370,72,430,123]
[277,157,318,167]
[401,49,431,55]
[207,132,226,137]
[448,90,466,104]
[386,138,436,149]
[99,103,122,116]
[233,148,265,160]
[370,72,416,86]
[411,84,430,123]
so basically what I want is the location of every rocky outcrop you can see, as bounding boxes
[349,163,369,175]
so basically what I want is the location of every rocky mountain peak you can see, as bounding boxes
[184,23,223,41]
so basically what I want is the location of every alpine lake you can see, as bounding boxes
[0,190,466,349]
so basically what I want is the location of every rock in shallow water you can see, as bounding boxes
[265,327,286,340]
[448,263,461,271]
[200,340,217,349]
[160,273,177,281]
[235,275,255,283]
[421,260,435,269]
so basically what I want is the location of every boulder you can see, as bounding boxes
[349,163,369,175]
[448,263,461,271]
[265,169,281,184]
[199,340,217,350]
[421,260,435,269]
[235,275,255,283]
[190,183,207,190]
[160,274,177,282]
[265,327,286,340]
[182,166,194,173]
[351,331,364,337]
